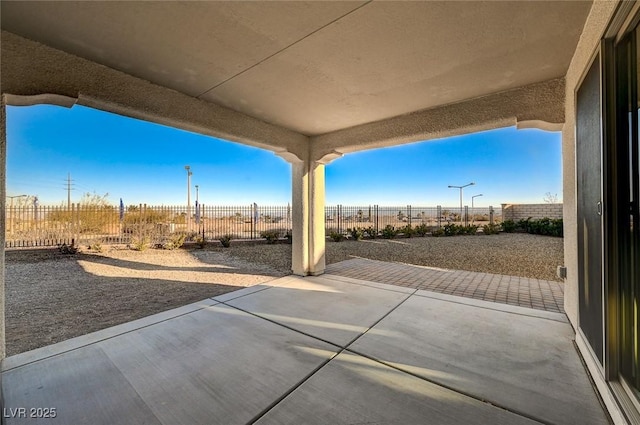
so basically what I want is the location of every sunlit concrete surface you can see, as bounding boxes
[2,269,609,425]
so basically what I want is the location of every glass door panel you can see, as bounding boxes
[618,24,640,403]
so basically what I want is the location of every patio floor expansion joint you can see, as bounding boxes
[343,345,552,425]
[231,288,418,424]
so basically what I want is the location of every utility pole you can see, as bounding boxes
[185,166,192,231]
[67,173,73,210]
[7,194,27,235]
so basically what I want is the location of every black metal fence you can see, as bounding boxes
[4,203,498,248]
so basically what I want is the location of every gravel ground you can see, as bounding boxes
[6,233,562,356]
[214,233,564,282]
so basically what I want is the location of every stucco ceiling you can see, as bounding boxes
[1,1,592,136]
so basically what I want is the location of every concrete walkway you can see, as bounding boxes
[328,257,565,312]
[2,268,606,425]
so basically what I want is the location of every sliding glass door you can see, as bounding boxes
[613,22,640,408]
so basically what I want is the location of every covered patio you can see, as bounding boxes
[2,1,635,423]
[3,264,608,425]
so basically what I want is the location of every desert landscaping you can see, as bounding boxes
[5,232,563,356]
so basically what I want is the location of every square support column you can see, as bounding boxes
[291,160,325,276]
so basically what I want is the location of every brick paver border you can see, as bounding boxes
[326,258,564,313]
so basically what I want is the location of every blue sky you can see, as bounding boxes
[6,104,562,207]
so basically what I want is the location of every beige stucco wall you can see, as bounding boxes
[563,0,617,329]
[502,203,563,221]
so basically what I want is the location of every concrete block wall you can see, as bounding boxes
[501,203,563,221]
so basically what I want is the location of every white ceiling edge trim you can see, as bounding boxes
[310,78,565,161]
[3,93,77,108]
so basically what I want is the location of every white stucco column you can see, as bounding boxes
[1,97,6,360]
[291,160,326,276]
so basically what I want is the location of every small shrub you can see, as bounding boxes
[443,223,461,236]
[364,226,378,239]
[431,228,445,237]
[88,241,103,253]
[483,223,501,235]
[348,227,365,241]
[59,242,78,254]
[194,235,207,249]
[218,234,233,248]
[401,224,415,238]
[260,230,281,244]
[414,223,429,237]
[170,233,186,249]
[329,231,345,242]
[464,224,479,235]
[131,236,150,251]
[501,220,517,233]
[381,225,397,239]
[527,217,563,237]
[517,218,532,233]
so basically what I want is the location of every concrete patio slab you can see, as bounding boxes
[348,293,609,425]
[224,275,411,346]
[2,298,220,371]
[3,302,339,425]
[2,266,610,425]
[256,351,541,425]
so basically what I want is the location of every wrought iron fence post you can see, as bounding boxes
[437,205,442,228]
[408,205,412,226]
[464,206,469,226]
[375,205,379,233]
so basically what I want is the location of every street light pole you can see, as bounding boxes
[471,194,483,224]
[195,184,201,227]
[448,182,475,223]
[185,166,192,231]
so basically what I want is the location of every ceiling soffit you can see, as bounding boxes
[1,1,591,138]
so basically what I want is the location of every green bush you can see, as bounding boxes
[443,223,461,236]
[348,227,365,241]
[431,228,445,237]
[482,223,501,235]
[219,234,233,248]
[527,217,563,237]
[443,223,479,236]
[414,223,429,237]
[517,218,532,233]
[400,224,415,238]
[364,226,378,239]
[464,224,479,235]
[501,220,516,233]
[329,231,345,242]
[260,230,281,244]
[504,217,563,237]
[381,225,397,239]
